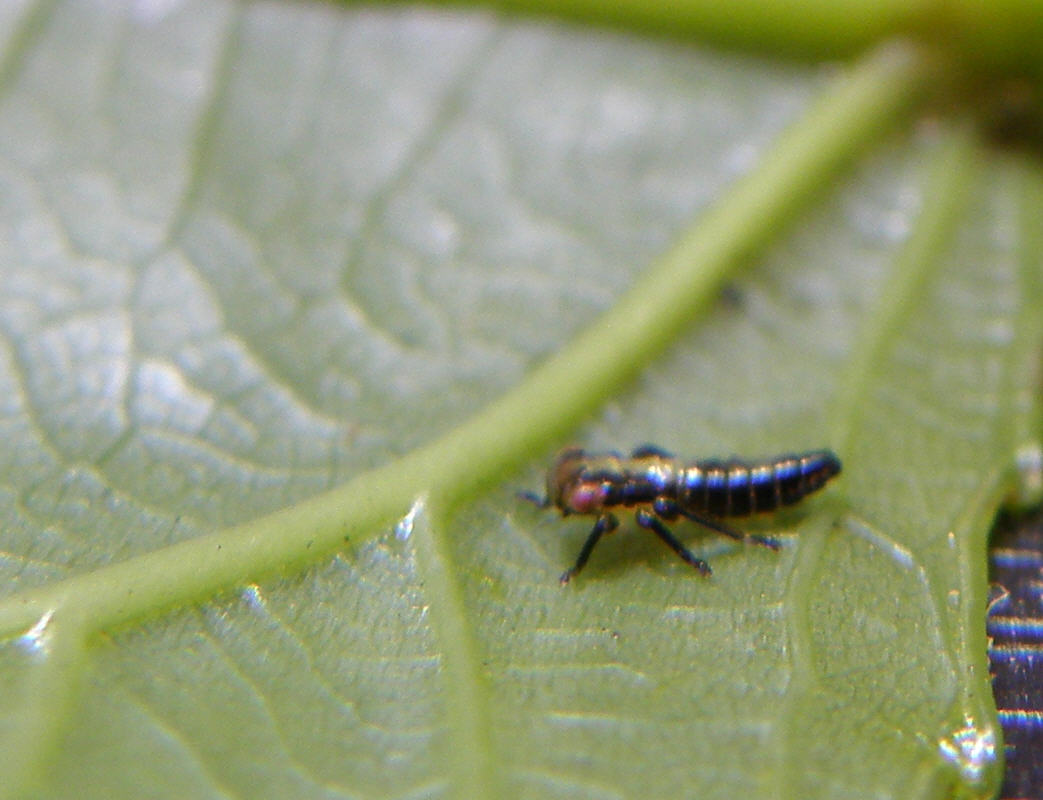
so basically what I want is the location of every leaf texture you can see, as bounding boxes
[0,3,1038,799]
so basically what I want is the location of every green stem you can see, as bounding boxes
[0,39,937,640]
[421,0,1043,77]
[427,0,928,58]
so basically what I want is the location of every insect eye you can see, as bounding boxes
[565,482,608,513]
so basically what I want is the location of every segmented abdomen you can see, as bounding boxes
[679,450,841,517]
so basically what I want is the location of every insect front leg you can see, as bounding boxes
[635,508,711,577]
[561,513,618,585]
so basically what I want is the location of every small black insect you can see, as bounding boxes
[523,445,841,584]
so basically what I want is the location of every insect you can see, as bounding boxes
[523,445,841,584]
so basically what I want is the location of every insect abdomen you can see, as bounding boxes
[680,450,841,517]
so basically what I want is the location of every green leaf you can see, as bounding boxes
[0,3,1039,799]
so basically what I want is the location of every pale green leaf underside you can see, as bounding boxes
[0,2,1040,800]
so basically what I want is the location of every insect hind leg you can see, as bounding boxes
[635,509,711,576]
[679,508,780,551]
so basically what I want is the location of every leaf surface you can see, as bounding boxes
[0,3,1038,799]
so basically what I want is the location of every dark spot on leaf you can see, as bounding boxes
[719,282,744,309]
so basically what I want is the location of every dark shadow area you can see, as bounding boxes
[979,78,1043,153]
[989,507,1043,799]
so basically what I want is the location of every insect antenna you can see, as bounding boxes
[517,490,550,509]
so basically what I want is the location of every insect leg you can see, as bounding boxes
[635,508,711,576]
[560,513,618,585]
[652,496,681,520]
[517,490,550,509]
[678,508,781,551]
